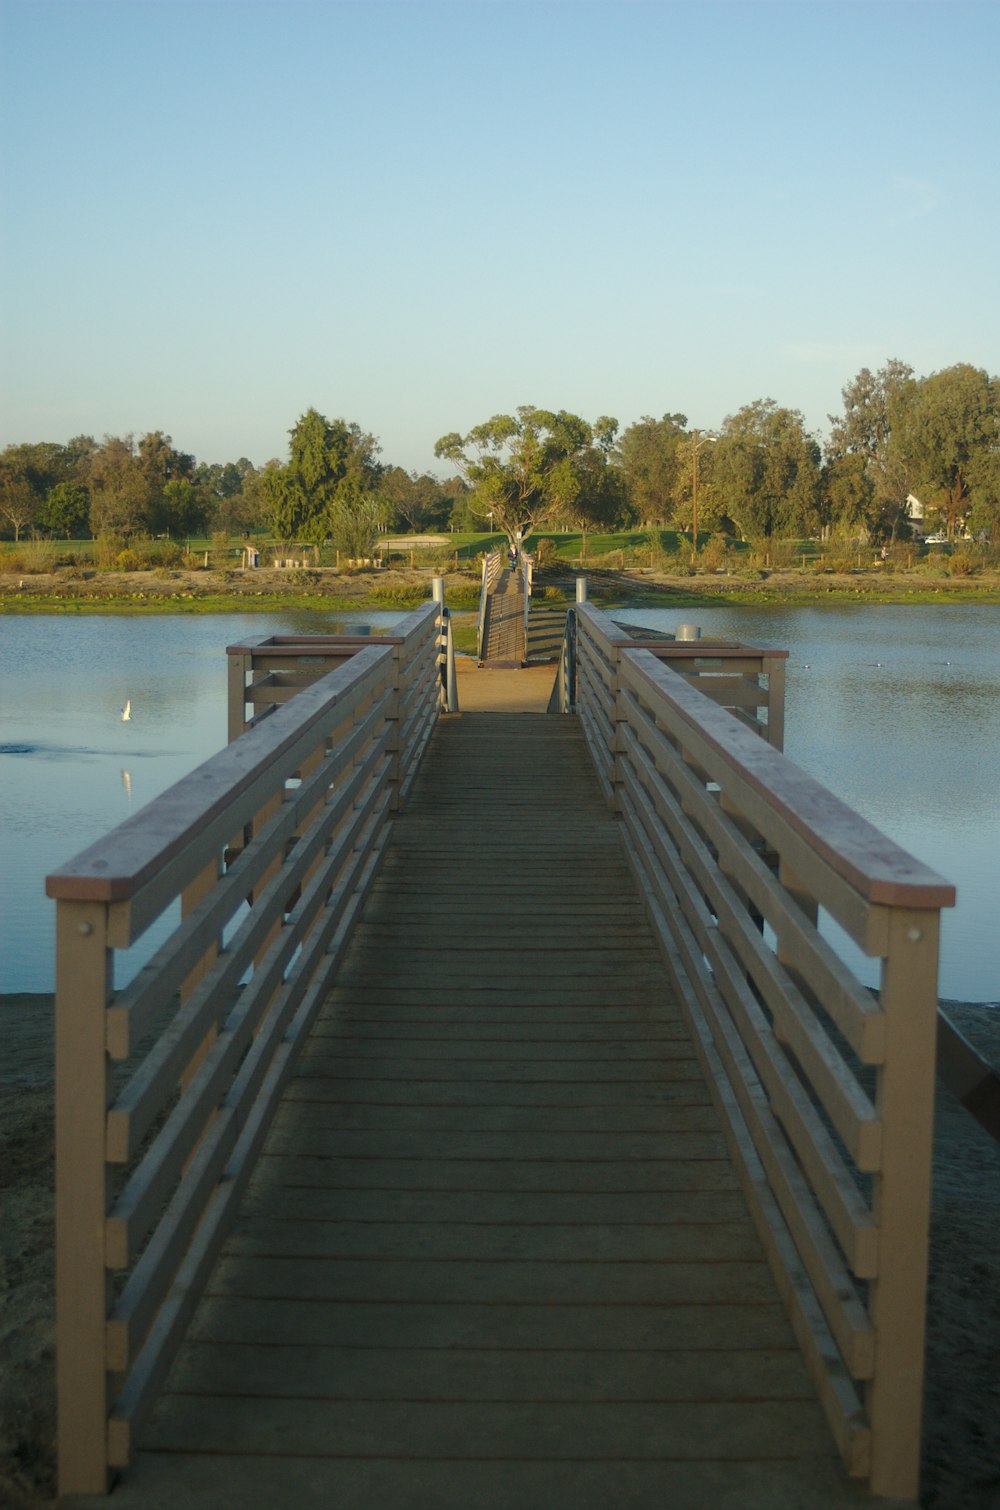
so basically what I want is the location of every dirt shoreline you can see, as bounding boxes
[3,562,1000,612]
[2,993,998,1506]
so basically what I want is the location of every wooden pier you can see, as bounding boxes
[67,714,887,1507]
[52,601,950,1506]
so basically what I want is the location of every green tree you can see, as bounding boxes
[381,467,452,533]
[87,436,152,536]
[196,458,259,533]
[0,475,39,540]
[266,409,382,544]
[40,481,90,538]
[817,453,877,540]
[826,359,913,536]
[888,364,999,539]
[615,413,688,524]
[0,441,65,539]
[160,478,208,536]
[554,442,630,541]
[327,475,390,560]
[713,400,820,540]
[966,446,1000,543]
[434,406,595,546]
[0,450,37,539]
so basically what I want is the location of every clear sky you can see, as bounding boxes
[2,0,997,476]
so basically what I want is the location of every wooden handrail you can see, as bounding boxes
[624,648,955,912]
[51,603,442,1496]
[46,644,393,905]
[573,600,954,1501]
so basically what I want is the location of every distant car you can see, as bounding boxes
[924,533,948,544]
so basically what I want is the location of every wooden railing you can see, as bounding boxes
[573,602,955,1502]
[556,602,787,750]
[226,588,456,741]
[47,601,442,1496]
[476,549,504,663]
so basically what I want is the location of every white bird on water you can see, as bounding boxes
[121,700,132,722]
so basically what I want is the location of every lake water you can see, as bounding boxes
[0,611,405,996]
[1,603,998,1002]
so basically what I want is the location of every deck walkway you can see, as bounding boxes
[81,713,889,1507]
[481,566,524,665]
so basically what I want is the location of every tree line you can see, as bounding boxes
[2,361,997,551]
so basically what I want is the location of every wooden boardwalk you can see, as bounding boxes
[84,714,887,1507]
[481,566,524,664]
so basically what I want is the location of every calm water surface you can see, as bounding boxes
[1,604,998,1001]
[0,612,404,995]
[621,602,1000,1004]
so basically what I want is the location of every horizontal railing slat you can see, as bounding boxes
[620,651,954,913]
[618,757,877,1271]
[48,647,392,908]
[570,599,947,1498]
[55,600,444,1496]
[619,704,882,1167]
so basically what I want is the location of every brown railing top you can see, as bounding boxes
[581,603,788,660]
[225,602,439,657]
[609,622,789,661]
[622,647,956,912]
[46,644,394,905]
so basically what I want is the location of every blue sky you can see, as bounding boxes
[2,0,997,475]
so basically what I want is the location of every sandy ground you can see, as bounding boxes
[2,993,997,1508]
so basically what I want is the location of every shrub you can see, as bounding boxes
[696,535,729,572]
[114,549,142,572]
[95,533,127,568]
[946,552,976,577]
[140,539,184,569]
[532,538,558,568]
[649,543,685,573]
[1,540,56,573]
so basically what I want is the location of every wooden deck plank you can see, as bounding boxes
[235,1185,750,1225]
[204,1254,779,1306]
[272,1056,709,1082]
[284,1036,697,1061]
[249,1154,741,1192]
[256,1126,728,1161]
[78,1453,887,1510]
[188,1294,798,1352]
[164,1342,814,1402]
[222,1216,763,1263]
[142,1394,837,1460]
[273,1099,721,1132]
[108,712,869,1508]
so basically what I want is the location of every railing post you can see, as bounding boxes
[763,651,786,751]
[227,647,252,741]
[388,639,403,810]
[576,575,588,603]
[55,899,113,1496]
[867,906,940,1500]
